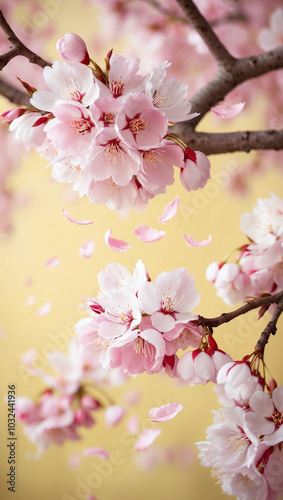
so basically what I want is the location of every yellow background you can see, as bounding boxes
[0,1,283,499]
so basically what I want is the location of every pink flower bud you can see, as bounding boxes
[74,408,95,427]
[2,108,26,123]
[56,33,90,65]
[267,379,277,392]
[180,150,211,191]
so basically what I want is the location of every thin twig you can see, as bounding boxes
[175,0,235,68]
[0,10,51,70]
[171,127,283,155]
[140,0,187,23]
[0,76,31,106]
[256,298,283,353]
[198,290,283,328]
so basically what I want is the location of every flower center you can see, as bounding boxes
[104,112,115,124]
[227,433,250,453]
[272,411,283,425]
[70,118,91,134]
[134,337,154,360]
[143,150,165,169]
[129,118,147,134]
[104,142,122,165]
[110,80,125,98]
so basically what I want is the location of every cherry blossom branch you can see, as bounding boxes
[256,297,283,354]
[141,0,187,23]
[198,290,283,329]
[172,127,283,155]
[0,76,31,106]
[175,0,235,67]
[0,11,51,70]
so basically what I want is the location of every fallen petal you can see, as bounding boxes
[183,234,212,247]
[149,402,183,422]
[36,302,52,316]
[82,447,109,460]
[135,428,162,451]
[158,196,179,224]
[211,102,245,119]
[79,239,95,258]
[44,257,61,268]
[104,405,126,426]
[63,208,93,225]
[104,229,131,252]
[133,225,165,243]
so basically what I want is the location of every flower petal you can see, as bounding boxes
[36,302,52,316]
[135,428,162,451]
[158,196,179,224]
[63,208,93,225]
[104,405,126,426]
[211,102,245,119]
[104,229,131,252]
[79,239,95,258]
[149,402,183,422]
[82,447,109,460]
[183,234,212,247]
[133,225,165,242]
[44,257,61,268]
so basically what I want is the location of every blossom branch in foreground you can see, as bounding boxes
[256,297,283,353]
[0,11,51,70]
[198,290,283,329]
[0,76,31,106]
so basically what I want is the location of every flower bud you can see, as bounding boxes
[180,150,211,191]
[56,33,90,65]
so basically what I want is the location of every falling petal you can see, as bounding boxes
[127,415,140,435]
[36,302,52,316]
[63,208,93,225]
[182,234,212,247]
[158,196,179,224]
[133,225,165,243]
[211,102,245,119]
[44,257,61,268]
[82,447,109,460]
[135,428,162,451]
[104,405,126,426]
[104,229,131,252]
[149,402,183,422]
[25,296,36,306]
[68,453,81,469]
[24,277,33,287]
[79,239,95,258]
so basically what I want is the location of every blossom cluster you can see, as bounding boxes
[197,360,283,500]
[206,192,283,306]
[3,33,211,210]
[17,340,126,457]
[75,260,232,381]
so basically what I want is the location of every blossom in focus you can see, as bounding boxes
[56,33,90,64]
[206,261,252,306]
[180,148,211,192]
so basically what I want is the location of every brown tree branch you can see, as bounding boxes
[175,0,235,67]
[198,290,283,329]
[256,298,283,353]
[171,127,283,155]
[0,76,31,106]
[0,11,51,70]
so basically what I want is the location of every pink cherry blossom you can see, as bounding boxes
[245,386,283,445]
[62,209,93,225]
[115,93,167,150]
[206,262,252,306]
[158,196,179,224]
[104,229,131,252]
[149,402,183,422]
[133,225,166,243]
[177,348,232,385]
[217,361,263,405]
[88,178,138,210]
[9,112,46,150]
[211,102,245,118]
[258,8,283,51]
[79,239,95,258]
[108,54,146,98]
[135,428,162,451]
[183,234,212,247]
[180,149,211,191]
[56,33,90,65]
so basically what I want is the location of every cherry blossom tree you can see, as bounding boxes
[1,1,283,499]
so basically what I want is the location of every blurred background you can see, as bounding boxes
[0,1,283,499]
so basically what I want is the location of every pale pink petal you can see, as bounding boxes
[25,296,36,306]
[149,402,183,422]
[44,257,61,268]
[79,239,95,258]
[158,196,179,224]
[127,415,140,435]
[24,277,33,287]
[183,234,212,247]
[67,453,81,469]
[86,496,97,500]
[104,405,126,426]
[211,102,245,119]
[135,428,162,451]
[63,208,93,225]
[104,229,131,252]
[133,225,165,243]
[82,447,109,460]
[36,302,52,316]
